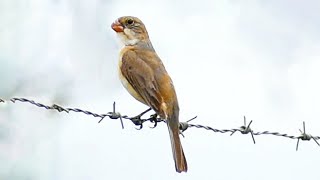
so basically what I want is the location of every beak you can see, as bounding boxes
[111,20,124,32]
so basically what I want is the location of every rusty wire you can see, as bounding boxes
[1,97,320,151]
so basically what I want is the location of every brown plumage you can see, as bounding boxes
[111,16,187,172]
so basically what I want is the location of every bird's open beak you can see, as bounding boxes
[111,20,124,32]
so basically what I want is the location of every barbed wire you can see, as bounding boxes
[1,97,319,151]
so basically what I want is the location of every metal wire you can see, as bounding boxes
[2,97,320,150]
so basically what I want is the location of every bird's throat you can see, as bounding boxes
[117,33,139,46]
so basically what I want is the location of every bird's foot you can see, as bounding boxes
[149,113,158,128]
[130,108,152,130]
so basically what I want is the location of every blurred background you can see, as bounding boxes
[1,0,320,179]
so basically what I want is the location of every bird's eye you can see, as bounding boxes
[127,18,134,25]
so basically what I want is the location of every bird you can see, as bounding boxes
[111,16,187,173]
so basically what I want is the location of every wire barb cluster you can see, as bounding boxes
[2,97,320,150]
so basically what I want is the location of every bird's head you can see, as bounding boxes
[111,16,150,46]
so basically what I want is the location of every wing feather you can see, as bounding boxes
[120,49,163,112]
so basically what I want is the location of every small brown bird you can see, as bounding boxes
[111,16,187,173]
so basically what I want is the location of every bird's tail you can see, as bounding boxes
[166,106,187,173]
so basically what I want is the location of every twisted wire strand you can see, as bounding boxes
[2,97,320,150]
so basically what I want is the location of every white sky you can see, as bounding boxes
[1,0,320,179]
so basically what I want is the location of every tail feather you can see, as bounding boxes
[166,110,188,173]
[167,124,188,172]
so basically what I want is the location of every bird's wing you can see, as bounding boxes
[120,49,164,113]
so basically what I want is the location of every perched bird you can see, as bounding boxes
[111,16,187,173]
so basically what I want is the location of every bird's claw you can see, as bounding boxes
[149,113,158,128]
[130,114,144,130]
[135,124,143,130]
[130,108,151,130]
[131,117,143,130]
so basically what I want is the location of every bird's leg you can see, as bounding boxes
[130,108,152,129]
[133,107,152,119]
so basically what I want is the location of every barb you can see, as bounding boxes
[230,116,255,144]
[99,102,124,129]
[296,121,320,151]
[2,97,320,150]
